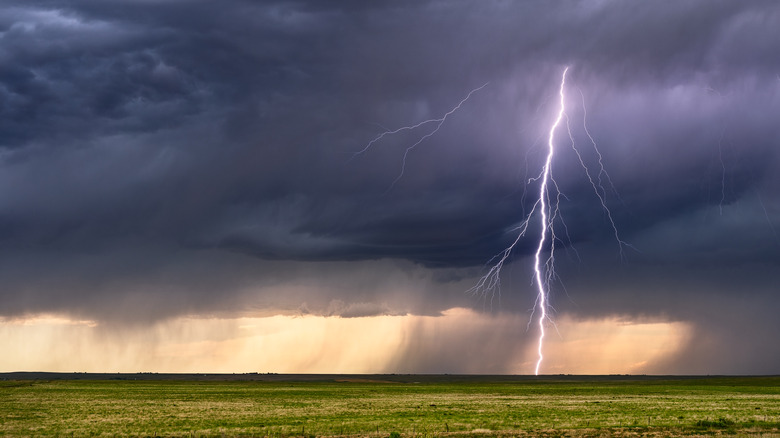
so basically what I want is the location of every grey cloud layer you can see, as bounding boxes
[1,1,778,372]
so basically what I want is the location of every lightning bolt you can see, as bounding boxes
[530,66,568,376]
[471,66,630,375]
[468,68,568,375]
[357,67,629,376]
[352,82,488,192]
[569,89,633,258]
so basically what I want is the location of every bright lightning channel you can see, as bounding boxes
[468,68,568,375]
[470,66,629,375]
[356,67,629,376]
[532,66,568,376]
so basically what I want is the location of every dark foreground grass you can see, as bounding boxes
[1,375,779,437]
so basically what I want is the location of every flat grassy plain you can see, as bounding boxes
[1,374,779,437]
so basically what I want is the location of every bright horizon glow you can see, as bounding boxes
[0,309,688,375]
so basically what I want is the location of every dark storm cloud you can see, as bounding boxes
[0,1,778,372]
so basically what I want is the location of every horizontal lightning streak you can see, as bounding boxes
[353,83,489,192]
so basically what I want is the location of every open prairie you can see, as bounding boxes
[1,374,779,437]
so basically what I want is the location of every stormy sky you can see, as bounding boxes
[1,1,778,374]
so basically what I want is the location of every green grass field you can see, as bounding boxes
[1,375,779,437]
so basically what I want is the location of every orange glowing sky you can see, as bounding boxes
[0,310,689,374]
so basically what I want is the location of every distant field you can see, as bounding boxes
[1,374,779,437]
